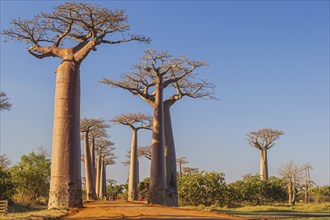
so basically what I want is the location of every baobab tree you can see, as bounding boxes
[176,157,189,177]
[88,120,110,177]
[303,163,313,203]
[112,113,152,201]
[0,92,12,111]
[100,155,116,199]
[278,161,304,206]
[95,139,115,199]
[247,128,284,180]
[101,49,209,205]
[80,118,109,200]
[163,76,214,206]
[1,2,149,209]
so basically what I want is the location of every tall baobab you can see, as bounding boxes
[247,128,284,180]
[2,2,149,209]
[303,163,313,203]
[0,92,12,111]
[99,154,116,199]
[163,76,214,206]
[95,139,115,199]
[80,118,95,200]
[88,120,110,179]
[112,113,152,201]
[80,118,109,200]
[176,157,189,177]
[278,161,304,206]
[101,49,209,205]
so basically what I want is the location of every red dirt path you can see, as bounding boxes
[62,200,245,219]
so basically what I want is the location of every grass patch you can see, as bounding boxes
[181,203,330,219]
[220,202,330,213]
[1,203,69,219]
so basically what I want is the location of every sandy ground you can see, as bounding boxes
[62,200,245,220]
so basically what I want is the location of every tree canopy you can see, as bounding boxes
[2,2,150,61]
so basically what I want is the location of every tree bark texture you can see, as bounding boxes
[102,163,106,199]
[83,133,96,200]
[259,150,268,180]
[148,80,167,205]
[164,104,178,207]
[90,138,96,184]
[128,129,139,201]
[99,160,106,199]
[96,155,102,198]
[48,60,83,209]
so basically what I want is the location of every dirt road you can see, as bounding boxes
[62,200,245,219]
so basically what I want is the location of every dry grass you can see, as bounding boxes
[0,203,69,220]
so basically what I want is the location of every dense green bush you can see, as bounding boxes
[178,171,226,206]
[0,169,15,200]
[310,185,330,202]
[227,174,287,206]
[138,177,150,200]
[10,151,51,203]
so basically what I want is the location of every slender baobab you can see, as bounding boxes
[0,92,12,111]
[80,118,108,200]
[101,49,208,205]
[2,2,149,209]
[100,155,116,199]
[88,120,110,180]
[176,157,189,177]
[247,128,284,180]
[303,163,313,203]
[112,113,152,201]
[95,139,115,199]
[278,161,304,206]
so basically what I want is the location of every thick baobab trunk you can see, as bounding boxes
[83,133,96,200]
[164,104,178,207]
[48,60,83,209]
[96,155,102,198]
[148,80,167,205]
[259,149,268,180]
[128,129,139,201]
[288,182,296,206]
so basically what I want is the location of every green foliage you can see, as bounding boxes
[0,169,15,200]
[227,174,287,206]
[178,171,226,206]
[10,150,51,203]
[138,177,150,200]
[106,181,125,200]
[310,186,330,202]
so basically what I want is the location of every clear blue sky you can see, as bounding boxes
[1,0,329,185]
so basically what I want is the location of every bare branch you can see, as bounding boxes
[111,113,152,130]
[138,145,152,160]
[0,92,12,111]
[246,128,284,150]
[2,2,150,61]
